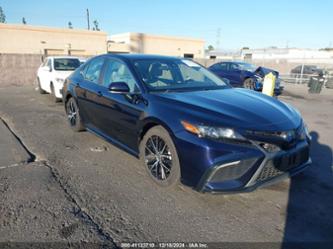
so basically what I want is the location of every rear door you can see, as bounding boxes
[75,56,106,128]
[210,62,228,79]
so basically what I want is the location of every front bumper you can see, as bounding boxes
[174,130,311,193]
[197,141,311,193]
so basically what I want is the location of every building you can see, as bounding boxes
[0,23,107,56]
[241,47,333,62]
[107,32,205,58]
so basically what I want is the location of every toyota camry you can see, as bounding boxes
[62,54,311,193]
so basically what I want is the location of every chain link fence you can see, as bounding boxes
[193,57,333,89]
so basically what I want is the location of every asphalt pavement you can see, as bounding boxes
[0,85,332,248]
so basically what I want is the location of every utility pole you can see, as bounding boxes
[216,28,221,50]
[86,8,90,30]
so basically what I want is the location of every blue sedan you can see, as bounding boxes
[209,61,283,95]
[62,54,310,193]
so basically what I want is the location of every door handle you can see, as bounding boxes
[97,91,103,97]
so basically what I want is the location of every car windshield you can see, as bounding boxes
[133,58,229,92]
[54,58,80,71]
[237,62,257,72]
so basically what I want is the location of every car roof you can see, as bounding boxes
[47,56,80,59]
[103,53,183,61]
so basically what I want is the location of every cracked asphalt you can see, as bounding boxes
[0,85,332,247]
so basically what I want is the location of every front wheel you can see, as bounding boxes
[65,97,85,132]
[50,83,61,103]
[243,78,255,90]
[140,126,181,188]
[37,78,46,94]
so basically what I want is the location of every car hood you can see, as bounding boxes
[155,88,301,131]
[254,66,279,78]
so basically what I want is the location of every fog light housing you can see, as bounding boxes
[208,158,259,183]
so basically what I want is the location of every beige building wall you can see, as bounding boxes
[108,32,205,58]
[0,23,107,56]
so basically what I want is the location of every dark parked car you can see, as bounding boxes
[63,54,311,193]
[290,65,324,75]
[209,61,282,95]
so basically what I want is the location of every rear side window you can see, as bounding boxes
[211,63,228,71]
[84,57,105,84]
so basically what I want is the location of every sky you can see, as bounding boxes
[1,0,333,50]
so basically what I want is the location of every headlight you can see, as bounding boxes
[302,122,311,140]
[55,78,65,83]
[181,121,246,141]
[297,121,310,141]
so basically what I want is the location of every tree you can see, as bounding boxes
[93,20,100,31]
[0,7,6,23]
[68,21,73,29]
[207,45,214,51]
[22,17,27,24]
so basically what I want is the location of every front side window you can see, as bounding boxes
[53,58,80,71]
[85,57,105,84]
[236,62,257,72]
[102,59,139,93]
[230,63,240,71]
[133,58,229,92]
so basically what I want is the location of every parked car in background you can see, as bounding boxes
[62,54,311,193]
[208,61,282,95]
[325,68,333,89]
[37,56,81,102]
[79,58,87,65]
[290,65,324,75]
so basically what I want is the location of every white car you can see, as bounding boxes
[37,56,81,102]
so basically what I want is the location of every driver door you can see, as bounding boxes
[98,58,145,151]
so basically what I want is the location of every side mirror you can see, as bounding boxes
[108,82,130,93]
[42,66,52,72]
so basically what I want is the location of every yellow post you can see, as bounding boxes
[262,72,276,97]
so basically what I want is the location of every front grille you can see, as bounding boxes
[256,146,309,183]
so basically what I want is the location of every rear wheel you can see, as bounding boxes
[243,78,255,89]
[65,97,85,132]
[37,78,46,94]
[140,126,180,188]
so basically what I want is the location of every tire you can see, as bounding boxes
[65,97,85,132]
[37,78,46,94]
[243,78,255,89]
[140,125,181,188]
[50,83,61,103]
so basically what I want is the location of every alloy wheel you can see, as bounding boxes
[244,78,255,89]
[144,135,173,181]
[67,100,77,127]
